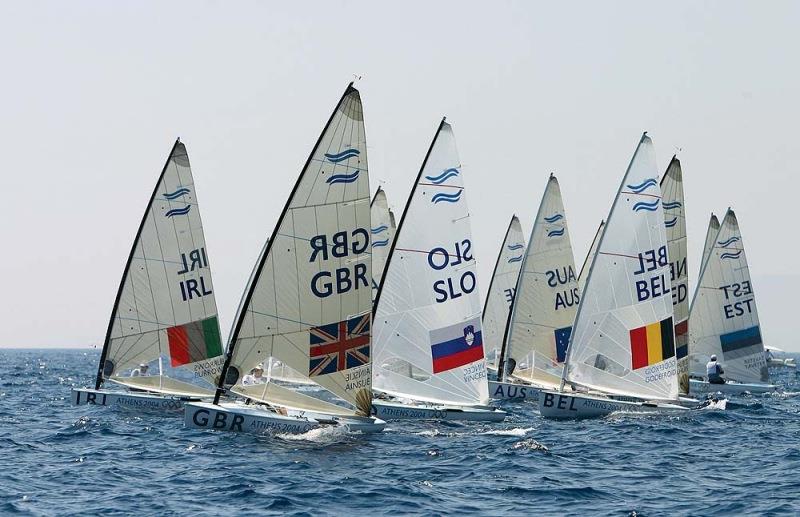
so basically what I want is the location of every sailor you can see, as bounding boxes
[765,348,774,363]
[706,355,725,384]
[130,363,149,377]
[242,365,265,386]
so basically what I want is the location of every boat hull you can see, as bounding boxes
[538,390,688,419]
[488,380,540,401]
[371,400,506,422]
[71,388,197,412]
[184,402,386,435]
[689,378,777,395]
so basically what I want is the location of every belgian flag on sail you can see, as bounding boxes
[629,317,675,370]
[167,316,223,367]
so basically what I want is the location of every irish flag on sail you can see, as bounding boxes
[167,316,223,367]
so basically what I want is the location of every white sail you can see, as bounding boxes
[370,187,395,297]
[699,213,720,276]
[577,221,605,295]
[660,157,690,393]
[373,119,489,406]
[503,175,579,388]
[563,134,678,401]
[222,84,373,414]
[97,140,222,391]
[688,209,769,383]
[482,215,525,369]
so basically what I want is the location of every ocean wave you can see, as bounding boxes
[507,255,523,263]
[720,250,743,260]
[371,225,389,234]
[372,239,389,248]
[547,227,565,237]
[163,187,191,200]
[326,171,360,185]
[626,178,658,193]
[718,236,740,247]
[425,168,460,185]
[165,205,191,217]
[507,243,524,251]
[662,200,682,210]
[664,217,678,228]
[632,199,660,212]
[324,148,360,163]
[431,190,462,204]
[544,214,564,223]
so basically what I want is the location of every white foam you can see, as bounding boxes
[277,425,348,442]
[481,427,534,437]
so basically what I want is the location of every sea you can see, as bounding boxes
[2,349,799,516]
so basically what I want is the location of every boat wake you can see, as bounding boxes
[276,425,350,443]
[481,427,535,437]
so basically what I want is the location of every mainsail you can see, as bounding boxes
[577,220,605,295]
[660,157,690,394]
[562,134,678,401]
[482,215,525,369]
[218,84,373,415]
[688,209,769,383]
[699,213,720,275]
[96,140,222,394]
[501,175,579,388]
[373,119,489,406]
[370,187,396,297]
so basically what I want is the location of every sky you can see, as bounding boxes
[1,1,798,351]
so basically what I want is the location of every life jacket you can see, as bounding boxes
[706,361,720,377]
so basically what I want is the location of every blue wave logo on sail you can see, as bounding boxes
[544,214,564,223]
[718,236,740,248]
[324,148,360,163]
[326,171,360,185]
[507,255,523,263]
[164,187,191,200]
[431,190,462,204]
[547,227,565,237]
[507,243,524,251]
[165,205,191,217]
[371,225,388,234]
[425,168,460,185]
[664,217,678,228]
[720,250,743,260]
[372,239,389,248]
[632,199,660,212]
[626,178,658,194]
[662,201,682,210]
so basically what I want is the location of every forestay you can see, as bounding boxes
[482,215,525,369]
[577,221,604,295]
[220,84,373,414]
[373,119,489,406]
[660,157,690,394]
[688,209,769,383]
[370,187,395,297]
[96,140,222,393]
[502,176,579,388]
[563,134,679,401]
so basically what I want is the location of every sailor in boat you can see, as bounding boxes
[706,355,725,385]
[765,348,774,364]
[130,363,150,377]
[241,365,266,386]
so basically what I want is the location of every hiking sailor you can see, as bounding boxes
[706,355,725,384]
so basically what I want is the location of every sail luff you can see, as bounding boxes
[577,220,605,294]
[216,83,358,403]
[95,139,181,390]
[482,215,517,321]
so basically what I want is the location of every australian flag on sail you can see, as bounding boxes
[554,326,572,363]
[309,314,370,377]
[430,317,484,374]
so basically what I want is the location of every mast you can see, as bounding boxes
[372,117,447,316]
[95,139,181,390]
[482,215,518,321]
[214,83,357,404]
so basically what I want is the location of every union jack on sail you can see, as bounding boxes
[309,314,370,377]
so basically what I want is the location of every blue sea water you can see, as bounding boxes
[2,349,799,516]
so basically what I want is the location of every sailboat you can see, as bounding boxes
[72,140,223,411]
[539,134,689,418]
[370,187,396,297]
[700,213,720,274]
[184,84,386,435]
[371,118,506,422]
[687,208,777,395]
[489,175,579,401]
[483,215,526,378]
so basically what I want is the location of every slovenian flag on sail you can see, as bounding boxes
[430,317,484,374]
[629,317,675,370]
[167,316,223,367]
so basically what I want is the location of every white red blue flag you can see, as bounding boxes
[309,314,370,376]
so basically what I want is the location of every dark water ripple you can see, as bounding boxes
[1,349,799,516]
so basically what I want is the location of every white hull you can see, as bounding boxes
[71,388,201,412]
[538,390,689,419]
[689,378,777,395]
[184,402,386,435]
[371,399,506,422]
[488,380,540,401]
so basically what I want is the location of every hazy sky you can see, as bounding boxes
[2,1,798,351]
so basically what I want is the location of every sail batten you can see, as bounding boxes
[373,120,489,406]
